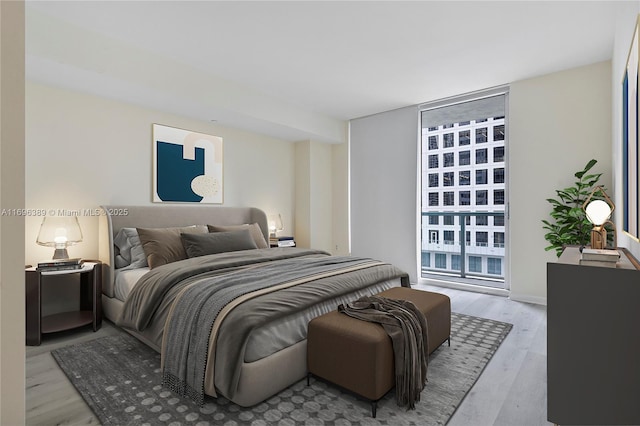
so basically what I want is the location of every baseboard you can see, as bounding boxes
[417,278,510,297]
[509,292,547,306]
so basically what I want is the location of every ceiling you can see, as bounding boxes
[25,1,620,143]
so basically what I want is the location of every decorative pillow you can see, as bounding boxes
[136,225,208,269]
[113,227,148,269]
[207,223,268,249]
[181,229,258,258]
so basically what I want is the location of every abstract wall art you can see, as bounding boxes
[152,124,223,204]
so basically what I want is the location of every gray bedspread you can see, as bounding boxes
[117,248,410,403]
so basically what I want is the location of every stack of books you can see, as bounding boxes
[579,248,620,268]
[36,258,84,272]
[270,236,296,248]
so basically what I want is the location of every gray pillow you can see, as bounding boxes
[207,223,268,249]
[136,225,208,269]
[113,227,148,269]
[181,229,258,258]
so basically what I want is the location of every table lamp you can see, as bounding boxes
[583,186,615,249]
[36,216,83,259]
[268,214,284,240]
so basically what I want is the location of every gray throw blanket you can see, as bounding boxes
[338,296,428,409]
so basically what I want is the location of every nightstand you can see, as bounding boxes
[25,261,102,346]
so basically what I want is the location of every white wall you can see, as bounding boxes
[294,140,333,253]
[332,139,350,255]
[350,106,419,282]
[509,61,612,304]
[26,82,297,265]
[612,5,640,260]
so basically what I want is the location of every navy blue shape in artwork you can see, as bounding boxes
[156,141,204,202]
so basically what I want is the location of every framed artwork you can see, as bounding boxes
[152,124,223,204]
[623,17,640,240]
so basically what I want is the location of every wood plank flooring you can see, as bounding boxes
[26,285,550,425]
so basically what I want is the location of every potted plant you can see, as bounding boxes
[542,159,611,257]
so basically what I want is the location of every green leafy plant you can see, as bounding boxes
[542,159,609,257]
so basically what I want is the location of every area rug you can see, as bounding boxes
[51,313,511,425]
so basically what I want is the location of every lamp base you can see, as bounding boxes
[52,248,69,260]
[590,227,607,250]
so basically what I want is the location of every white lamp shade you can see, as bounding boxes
[36,216,83,247]
[585,200,612,226]
[268,214,284,233]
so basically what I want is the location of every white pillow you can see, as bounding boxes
[113,228,148,270]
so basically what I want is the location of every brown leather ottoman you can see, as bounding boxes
[306,287,451,417]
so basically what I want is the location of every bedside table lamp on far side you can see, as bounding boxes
[268,213,284,240]
[36,216,83,260]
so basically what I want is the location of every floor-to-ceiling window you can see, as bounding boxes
[419,89,509,291]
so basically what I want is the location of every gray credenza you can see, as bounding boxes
[547,246,640,425]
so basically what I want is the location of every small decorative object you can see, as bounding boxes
[153,124,223,204]
[583,186,616,250]
[36,216,83,259]
[542,159,609,256]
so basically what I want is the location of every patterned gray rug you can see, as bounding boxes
[52,313,511,425]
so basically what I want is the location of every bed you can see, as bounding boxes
[98,204,409,407]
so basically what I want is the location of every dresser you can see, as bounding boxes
[547,246,640,425]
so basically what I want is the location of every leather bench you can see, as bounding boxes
[306,287,451,417]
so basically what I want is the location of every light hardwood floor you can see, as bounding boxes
[26,285,550,426]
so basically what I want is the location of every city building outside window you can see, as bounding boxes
[476,127,488,143]
[468,256,482,273]
[459,130,471,145]
[460,191,471,205]
[421,251,430,267]
[444,230,455,245]
[488,257,502,274]
[428,135,438,150]
[420,90,507,289]
[444,133,454,147]
[459,150,471,165]
[451,255,461,271]
[428,154,439,168]
[444,152,454,167]
[459,170,471,186]
[443,172,454,186]
[476,190,488,205]
[476,148,488,164]
[444,191,455,206]
[476,169,488,184]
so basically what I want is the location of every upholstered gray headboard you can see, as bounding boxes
[98,205,268,297]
